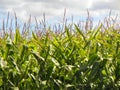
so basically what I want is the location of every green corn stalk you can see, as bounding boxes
[14,28,21,44]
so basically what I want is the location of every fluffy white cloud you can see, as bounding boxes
[90,0,120,10]
[0,0,92,21]
[0,0,120,23]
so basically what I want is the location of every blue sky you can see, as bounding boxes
[0,0,120,30]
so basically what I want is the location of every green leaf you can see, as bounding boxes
[14,28,21,44]
[51,58,60,67]
[32,52,45,65]
[74,24,86,42]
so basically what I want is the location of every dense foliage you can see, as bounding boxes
[0,22,120,90]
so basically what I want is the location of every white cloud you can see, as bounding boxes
[90,0,120,10]
[0,0,92,21]
[0,0,120,24]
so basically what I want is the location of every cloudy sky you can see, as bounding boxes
[0,0,120,25]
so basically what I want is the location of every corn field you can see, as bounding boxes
[0,13,120,90]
